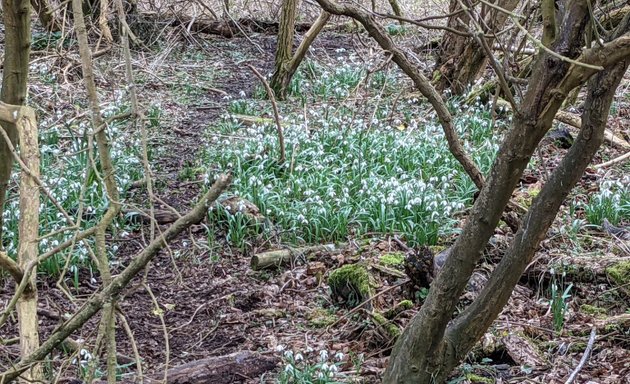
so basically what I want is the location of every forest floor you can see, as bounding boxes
[1,16,630,384]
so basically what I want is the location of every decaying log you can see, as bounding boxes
[147,351,278,384]
[251,243,342,270]
[554,110,630,150]
[170,17,315,38]
[494,100,630,151]
[95,351,278,383]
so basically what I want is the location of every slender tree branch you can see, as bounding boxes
[458,0,518,111]
[247,64,286,164]
[565,328,597,384]
[0,251,22,283]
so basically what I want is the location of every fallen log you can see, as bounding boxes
[251,243,342,270]
[554,111,630,151]
[494,100,630,151]
[95,351,278,383]
[171,17,315,38]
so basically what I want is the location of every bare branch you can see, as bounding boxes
[247,64,286,164]
[564,328,597,384]
[0,251,22,283]
[458,0,518,112]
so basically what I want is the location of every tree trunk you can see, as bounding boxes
[30,0,62,31]
[383,4,630,382]
[15,108,42,382]
[434,0,521,95]
[270,0,298,100]
[0,0,31,247]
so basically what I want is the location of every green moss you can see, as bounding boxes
[516,186,541,208]
[328,264,372,308]
[465,373,494,383]
[307,308,337,328]
[568,342,587,353]
[579,304,607,316]
[606,261,630,286]
[371,312,401,338]
[384,300,414,319]
[379,252,405,268]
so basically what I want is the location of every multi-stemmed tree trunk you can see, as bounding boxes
[0,0,31,252]
[315,0,630,381]
[270,0,330,100]
[270,0,298,99]
[434,0,521,94]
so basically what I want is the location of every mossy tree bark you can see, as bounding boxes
[541,0,557,47]
[387,0,402,18]
[270,0,298,100]
[0,0,31,249]
[434,0,521,95]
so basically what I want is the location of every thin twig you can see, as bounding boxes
[458,0,519,112]
[116,309,144,383]
[143,283,169,383]
[594,151,630,169]
[246,64,286,164]
[564,327,597,384]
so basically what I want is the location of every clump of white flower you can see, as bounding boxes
[276,347,349,384]
[202,58,506,248]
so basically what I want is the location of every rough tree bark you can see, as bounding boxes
[15,109,41,382]
[0,0,31,249]
[434,0,521,95]
[270,0,298,99]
